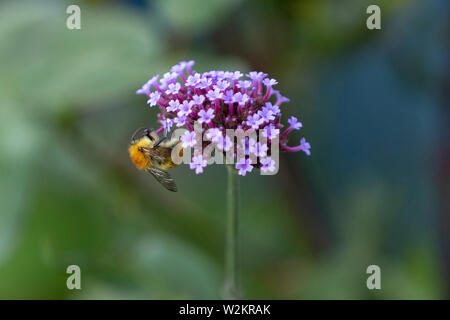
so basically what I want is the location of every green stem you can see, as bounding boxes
[224,165,240,299]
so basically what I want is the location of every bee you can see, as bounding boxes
[128,127,182,192]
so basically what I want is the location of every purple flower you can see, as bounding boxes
[246,71,267,81]
[192,94,205,105]
[223,71,233,79]
[161,118,174,132]
[261,124,280,140]
[230,71,244,80]
[206,89,223,101]
[136,60,311,175]
[147,91,161,107]
[136,75,159,95]
[177,100,193,116]
[264,102,280,116]
[288,116,302,130]
[174,114,187,127]
[185,60,195,69]
[215,71,225,79]
[260,157,276,173]
[299,137,311,156]
[160,72,178,89]
[186,73,201,87]
[171,62,186,73]
[190,155,208,174]
[181,131,197,148]
[249,139,268,157]
[171,60,193,74]
[258,106,275,123]
[272,89,290,105]
[245,114,262,129]
[167,99,180,112]
[198,108,215,124]
[204,71,216,77]
[232,92,249,106]
[216,135,233,152]
[205,128,222,143]
[136,83,151,95]
[235,158,253,176]
[165,82,181,95]
[237,80,252,89]
[198,77,212,89]
[222,90,235,103]
[263,78,278,87]
[214,80,230,91]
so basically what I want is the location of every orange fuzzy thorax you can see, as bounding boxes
[128,139,150,170]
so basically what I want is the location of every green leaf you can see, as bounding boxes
[0,0,162,111]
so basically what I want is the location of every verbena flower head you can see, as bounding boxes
[136,60,311,175]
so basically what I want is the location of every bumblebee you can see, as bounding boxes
[128,127,181,192]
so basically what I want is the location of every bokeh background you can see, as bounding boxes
[0,0,448,299]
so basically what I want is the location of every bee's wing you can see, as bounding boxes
[146,167,177,192]
[140,147,169,165]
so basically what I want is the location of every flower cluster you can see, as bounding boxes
[136,60,311,176]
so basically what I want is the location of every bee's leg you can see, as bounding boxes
[154,136,168,148]
[155,124,175,147]
[161,135,181,148]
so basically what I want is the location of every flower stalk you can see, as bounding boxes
[134,60,313,298]
[224,165,240,299]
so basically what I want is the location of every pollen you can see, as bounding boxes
[129,143,149,170]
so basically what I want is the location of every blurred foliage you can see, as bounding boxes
[0,0,447,299]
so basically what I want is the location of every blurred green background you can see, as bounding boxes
[0,0,448,299]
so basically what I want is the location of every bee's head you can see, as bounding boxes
[130,127,158,146]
